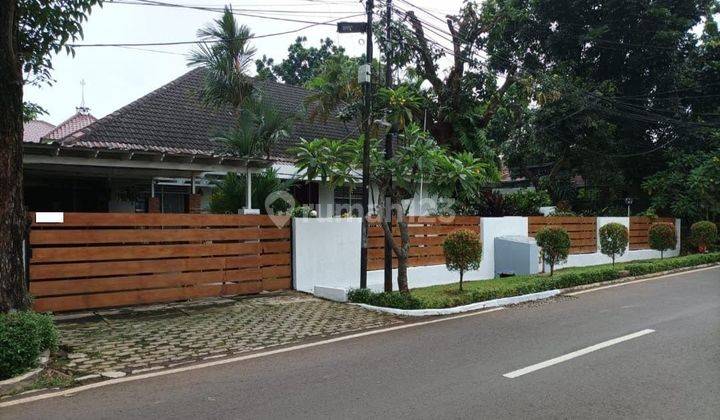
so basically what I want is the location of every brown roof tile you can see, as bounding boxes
[44,112,97,140]
[23,120,55,143]
[61,68,356,160]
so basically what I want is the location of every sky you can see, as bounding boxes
[26,0,465,125]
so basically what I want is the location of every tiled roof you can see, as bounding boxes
[23,120,55,143]
[44,112,97,140]
[60,68,356,161]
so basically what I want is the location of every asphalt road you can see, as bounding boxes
[4,267,719,419]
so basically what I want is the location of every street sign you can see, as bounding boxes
[337,21,368,33]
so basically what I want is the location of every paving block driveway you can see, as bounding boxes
[58,293,402,377]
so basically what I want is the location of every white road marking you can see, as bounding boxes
[503,329,655,379]
[566,265,719,296]
[0,307,504,408]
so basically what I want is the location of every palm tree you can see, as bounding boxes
[211,124,258,157]
[188,6,256,108]
[241,94,292,159]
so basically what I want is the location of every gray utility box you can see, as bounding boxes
[494,235,539,277]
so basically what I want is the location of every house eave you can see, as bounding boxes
[23,143,271,175]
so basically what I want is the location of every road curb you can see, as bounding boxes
[354,290,561,317]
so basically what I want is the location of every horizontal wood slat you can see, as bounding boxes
[367,216,480,270]
[28,212,292,312]
[30,227,290,245]
[528,216,598,254]
[629,217,675,250]
[30,213,282,227]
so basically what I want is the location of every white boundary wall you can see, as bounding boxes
[292,216,681,299]
[292,217,361,293]
[366,217,528,291]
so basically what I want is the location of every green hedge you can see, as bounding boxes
[347,289,423,310]
[625,252,720,276]
[349,253,720,310]
[0,312,58,380]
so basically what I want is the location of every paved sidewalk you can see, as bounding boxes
[57,293,402,378]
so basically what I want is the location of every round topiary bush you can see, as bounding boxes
[648,223,677,259]
[690,221,717,253]
[599,223,629,266]
[535,226,571,275]
[0,312,58,380]
[443,229,483,291]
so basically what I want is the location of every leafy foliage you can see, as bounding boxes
[599,223,629,265]
[535,226,571,275]
[376,85,423,131]
[289,137,356,187]
[255,37,346,85]
[690,221,718,252]
[443,229,483,291]
[503,189,552,216]
[303,54,364,125]
[643,147,720,223]
[22,101,47,122]
[188,6,256,108]
[209,169,292,215]
[0,311,57,380]
[648,223,677,258]
[17,0,103,85]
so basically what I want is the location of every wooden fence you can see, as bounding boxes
[28,213,291,312]
[629,217,676,250]
[528,216,597,254]
[367,216,481,270]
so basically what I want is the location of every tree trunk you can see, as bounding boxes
[459,269,464,291]
[550,262,554,276]
[0,0,30,312]
[396,218,410,292]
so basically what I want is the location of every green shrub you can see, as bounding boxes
[443,229,483,291]
[503,190,552,216]
[690,221,718,253]
[0,312,58,380]
[599,223,629,266]
[535,226,571,275]
[291,205,317,218]
[347,289,422,310]
[648,223,677,258]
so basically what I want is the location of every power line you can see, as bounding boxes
[110,0,360,15]
[68,12,364,47]
[120,0,360,25]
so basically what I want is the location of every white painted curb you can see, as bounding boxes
[354,289,561,317]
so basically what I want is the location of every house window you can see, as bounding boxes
[334,186,362,216]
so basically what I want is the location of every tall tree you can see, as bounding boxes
[383,1,525,151]
[255,37,346,85]
[1,0,102,312]
[494,0,718,211]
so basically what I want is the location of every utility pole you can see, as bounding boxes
[383,0,394,292]
[359,0,374,289]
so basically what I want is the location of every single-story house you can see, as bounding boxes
[23,67,371,216]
